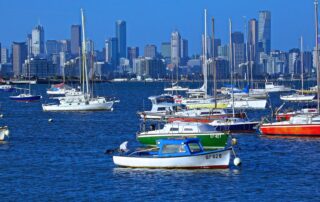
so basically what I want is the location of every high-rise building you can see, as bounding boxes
[258,11,271,54]
[202,35,212,57]
[248,19,258,62]
[144,44,157,58]
[46,40,61,56]
[115,20,126,59]
[213,39,221,58]
[27,34,32,57]
[171,31,181,67]
[71,25,81,56]
[288,48,300,74]
[105,37,118,66]
[1,48,9,64]
[231,32,246,74]
[181,39,188,65]
[60,40,71,53]
[127,47,139,67]
[161,42,171,59]
[303,51,313,74]
[12,42,27,76]
[31,25,45,57]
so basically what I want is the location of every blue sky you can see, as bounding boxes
[0,0,316,54]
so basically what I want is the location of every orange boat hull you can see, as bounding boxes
[260,124,320,136]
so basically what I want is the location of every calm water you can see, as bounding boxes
[0,82,319,201]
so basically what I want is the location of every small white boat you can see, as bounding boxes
[280,93,315,101]
[0,126,9,141]
[113,138,238,169]
[265,82,291,92]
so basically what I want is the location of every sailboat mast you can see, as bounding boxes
[81,9,89,96]
[203,9,208,97]
[315,0,320,112]
[212,17,217,108]
[229,18,235,117]
[301,36,304,95]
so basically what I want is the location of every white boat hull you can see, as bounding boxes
[0,127,9,141]
[113,148,231,169]
[227,99,267,109]
[42,100,114,111]
[280,94,315,101]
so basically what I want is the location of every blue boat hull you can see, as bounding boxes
[215,123,258,133]
[10,95,41,102]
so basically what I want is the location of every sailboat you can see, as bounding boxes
[280,37,315,101]
[260,0,320,136]
[42,9,114,112]
[10,58,41,102]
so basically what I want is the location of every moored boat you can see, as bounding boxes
[10,93,41,102]
[137,121,228,149]
[0,126,9,141]
[113,138,237,169]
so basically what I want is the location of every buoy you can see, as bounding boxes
[231,138,237,145]
[48,118,53,122]
[0,114,3,118]
[233,157,241,166]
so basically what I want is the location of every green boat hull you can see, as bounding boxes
[137,133,229,149]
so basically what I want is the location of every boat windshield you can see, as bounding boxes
[188,143,202,153]
[161,144,186,154]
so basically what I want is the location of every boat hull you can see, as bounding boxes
[260,124,320,136]
[167,113,247,123]
[9,95,41,102]
[212,122,259,133]
[0,126,9,141]
[280,95,315,101]
[113,148,231,169]
[227,99,267,109]
[137,133,228,149]
[42,101,114,111]
[185,103,228,109]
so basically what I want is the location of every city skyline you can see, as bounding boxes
[0,0,316,54]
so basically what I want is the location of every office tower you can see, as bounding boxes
[115,20,126,59]
[288,48,300,74]
[144,44,157,58]
[1,48,8,64]
[12,42,27,76]
[213,39,221,58]
[180,39,188,65]
[105,37,118,66]
[31,24,45,57]
[71,25,81,56]
[46,40,61,56]
[60,40,71,53]
[27,34,32,57]
[258,11,271,54]
[202,35,212,57]
[127,47,139,67]
[248,19,258,62]
[171,31,181,67]
[161,42,171,59]
[231,32,246,74]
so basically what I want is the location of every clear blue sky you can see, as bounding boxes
[0,0,316,54]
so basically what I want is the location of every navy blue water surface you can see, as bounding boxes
[0,82,319,201]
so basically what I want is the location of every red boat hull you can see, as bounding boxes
[260,124,320,136]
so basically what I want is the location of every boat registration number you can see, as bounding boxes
[205,154,222,159]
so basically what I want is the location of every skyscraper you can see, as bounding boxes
[105,37,118,66]
[71,25,81,56]
[1,48,9,64]
[171,31,181,67]
[127,47,139,67]
[12,42,27,76]
[231,32,246,74]
[180,39,188,65]
[258,11,271,54]
[161,42,171,59]
[248,19,258,62]
[115,20,126,59]
[144,44,157,58]
[31,24,45,57]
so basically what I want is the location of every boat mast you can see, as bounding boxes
[203,9,208,97]
[229,18,235,117]
[301,36,304,95]
[212,17,217,108]
[81,9,89,96]
[315,0,320,112]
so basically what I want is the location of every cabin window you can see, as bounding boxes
[200,112,210,115]
[184,128,193,132]
[157,107,166,111]
[162,144,186,154]
[188,143,202,153]
[170,128,179,132]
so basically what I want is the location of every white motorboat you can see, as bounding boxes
[265,82,291,92]
[113,138,235,169]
